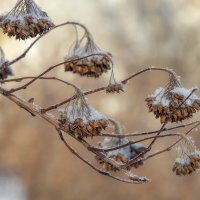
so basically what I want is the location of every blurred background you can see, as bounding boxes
[0,0,200,199]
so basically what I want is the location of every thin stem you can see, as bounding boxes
[43,67,177,112]
[8,53,108,93]
[1,76,79,90]
[58,130,147,184]
[8,21,91,66]
[144,121,200,161]
[101,121,199,138]
[89,133,184,153]
[121,67,175,84]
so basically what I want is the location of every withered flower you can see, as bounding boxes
[106,82,124,94]
[145,72,200,123]
[64,31,112,78]
[172,136,200,176]
[0,0,54,40]
[95,137,146,171]
[0,47,13,80]
[59,89,108,138]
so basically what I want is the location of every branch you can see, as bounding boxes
[43,67,177,112]
[101,121,199,138]
[58,131,149,184]
[89,133,184,153]
[144,121,200,161]
[8,53,108,93]
[123,88,198,168]
[7,21,91,66]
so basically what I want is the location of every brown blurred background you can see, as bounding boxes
[1,0,200,199]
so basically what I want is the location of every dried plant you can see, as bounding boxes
[0,0,200,185]
[0,0,54,40]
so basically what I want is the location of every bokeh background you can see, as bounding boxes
[0,0,200,199]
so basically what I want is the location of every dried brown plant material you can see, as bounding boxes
[145,72,200,123]
[106,82,124,94]
[59,89,108,138]
[95,137,146,171]
[64,30,112,78]
[0,0,54,40]
[0,47,13,80]
[172,136,200,176]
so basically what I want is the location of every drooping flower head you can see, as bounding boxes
[64,29,112,78]
[145,71,200,123]
[0,0,54,40]
[172,136,200,176]
[96,137,146,171]
[59,89,108,138]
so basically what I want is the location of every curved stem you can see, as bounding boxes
[143,121,200,161]
[8,53,108,93]
[101,121,199,138]
[59,130,148,184]
[43,67,181,112]
[89,133,185,153]
[8,21,91,66]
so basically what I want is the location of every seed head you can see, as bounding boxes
[0,0,54,40]
[172,136,200,176]
[59,89,108,138]
[145,72,200,123]
[64,31,112,78]
[96,137,146,171]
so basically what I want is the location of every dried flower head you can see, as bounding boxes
[0,47,13,80]
[59,89,108,138]
[172,136,200,176]
[64,31,112,78]
[96,137,146,171]
[106,82,124,94]
[145,72,200,123]
[0,0,54,40]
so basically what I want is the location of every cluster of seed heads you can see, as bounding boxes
[59,90,109,138]
[64,30,112,78]
[95,138,146,171]
[172,155,200,176]
[146,87,200,123]
[59,117,108,138]
[65,54,111,78]
[0,0,54,40]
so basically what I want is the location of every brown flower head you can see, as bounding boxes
[106,82,124,94]
[95,137,146,171]
[0,0,54,40]
[64,31,112,78]
[145,72,200,123]
[59,89,108,138]
[172,136,200,176]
